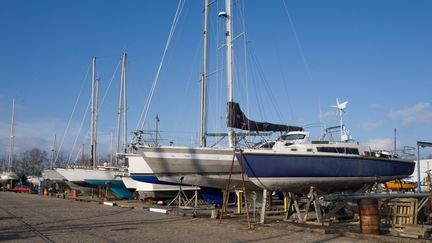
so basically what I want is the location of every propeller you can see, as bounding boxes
[332,98,348,115]
[332,98,349,142]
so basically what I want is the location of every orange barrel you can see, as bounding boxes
[358,198,380,235]
[43,188,48,196]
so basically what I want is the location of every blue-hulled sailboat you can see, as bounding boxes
[236,100,415,194]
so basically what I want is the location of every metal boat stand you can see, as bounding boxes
[167,178,199,209]
[219,150,251,229]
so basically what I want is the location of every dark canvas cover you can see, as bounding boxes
[227,102,303,132]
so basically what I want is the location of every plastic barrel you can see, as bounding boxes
[43,188,48,196]
[358,198,380,235]
[71,189,78,198]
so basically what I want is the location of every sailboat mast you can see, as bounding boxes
[116,53,124,164]
[110,131,113,165]
[225,0,235,148]
[122,51,127,153]
[90,57,96,169]
[7,99,15,172]
[200,0,209,147]
[50,134,57,169]
[94,77,100,168]
[81,143,85,165]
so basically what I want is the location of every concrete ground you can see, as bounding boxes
[0,192,386,242]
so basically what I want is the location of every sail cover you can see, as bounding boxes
[228,102,303,132]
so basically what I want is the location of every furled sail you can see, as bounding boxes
[227,102,303,132]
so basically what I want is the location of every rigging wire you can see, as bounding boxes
[246,44,287,123]
[281,0,314,83]
[275,47,296,124]
[99,59,121,108]
[66,97,91,165]
[54,60,92,165]
[67,56,121,164]
[234,1,287,128]
[136,0,186,131]
[73,144,83,165]
[235,0,251,119]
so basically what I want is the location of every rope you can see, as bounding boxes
[100,59,121,108]
[282,0,314,83]
[136,0,186,131]
[54,60,92,165]
[66,56,121,164]
[66,97,91,165]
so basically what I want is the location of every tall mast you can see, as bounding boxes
[116,53,124,164]
[225,0,235,148]
[90,57,96,169]
[200,0,209,147]
[50,134,57,169]
[340,111,343,142]
[7,99,15,172]
[110,131,113,165]
[81,143,85,165]
[94,77,100,168]
[122,51,127,154]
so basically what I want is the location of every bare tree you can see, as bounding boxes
[16,148,49,176]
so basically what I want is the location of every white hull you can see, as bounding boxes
[122,175,192,191]
[27,176,43,186]
[126,154,197,191]
[56,167,121,183]
[138,146,259,190]
[42,169,65,181]
[0,171,19,182]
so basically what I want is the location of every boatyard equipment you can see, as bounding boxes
[358,198,380,235]
[71,189,78,198]
[284,187,324,225]
[219,151,251,229]
[387,198,418,228]
[417,141,432,193]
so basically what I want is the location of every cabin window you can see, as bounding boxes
[317,147,337,153]
[317,147,359,155]
[345,148,359,155]
[291,148,297,151]
[279,134,306,141]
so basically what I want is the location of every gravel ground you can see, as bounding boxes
[0,192,370,242]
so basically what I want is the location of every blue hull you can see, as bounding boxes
[237,152,415,193]
[85,179,134,199]
[130,173,178,186]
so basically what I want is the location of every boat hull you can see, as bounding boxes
[127,154,199,191]
[56,168,131,199]
[84,179,133,199]
[42,169,65,182]
[138,146,260,190]
[238,151,415,194]
[0,171,19,182]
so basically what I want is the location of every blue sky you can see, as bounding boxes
[0,0,431,159]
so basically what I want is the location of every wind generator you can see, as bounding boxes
[332,98,350,142]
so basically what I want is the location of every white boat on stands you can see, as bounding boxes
[56,165,123,187]
[56,165,133,199]
[0,171,19,184]
[42,169,65,182]
[1,99,19,187]
[124,153,197,200]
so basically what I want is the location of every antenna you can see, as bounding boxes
[331,98,349,142]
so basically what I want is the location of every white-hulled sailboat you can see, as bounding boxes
[1,99,19,187]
